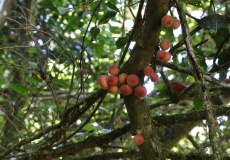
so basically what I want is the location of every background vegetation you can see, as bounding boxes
[0,0,230,159]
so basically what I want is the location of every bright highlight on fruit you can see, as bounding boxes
[133,134,144,145]
[119,73,128,84]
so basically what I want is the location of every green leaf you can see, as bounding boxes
[116,37,128,49]
[184,0,203,7]
[90,26,100,39]
[106,2,120,13]
[38,0,57,11]
[83,124,94,131]
[198,14,230,30]
[28,61,38,69]
[57,7,69,15]
[54,79,70,88]
[210,28,229,49]
[99,11,117,24]
[193,92,203,111]
[195,48,207,71]
[9,84,29,95]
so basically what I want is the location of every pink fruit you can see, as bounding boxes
[160,40,170,50]
[107,75,119,86]
[161,15,174,27]
[163,52,171,62]
[144,66,154,76]
[108,85,119,94]
[108,65,119,75]
[126,74,139,87]
[119,73,128,84]
[134,85,147,98]
[172,19,181,29]
[156,50,166,61]
[98,75,109,89]
[150,73,159,82]
[120,84,133,96]
[117,118,122,125]
[133,134,144,145]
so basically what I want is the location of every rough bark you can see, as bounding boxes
[0,0,13,32]
[119,0,171,159]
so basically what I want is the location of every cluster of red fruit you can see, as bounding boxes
[98,65,158,98]
[156,15,181,62]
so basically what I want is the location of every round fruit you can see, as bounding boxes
[108,85,119,94]
[134,85,147,98]
[160,40,170,50]
[119,73,128,84]
[107,75,119,86]
[161,15,174,27]
[133,134,144,145]
[144,66,154,76]
[156,50,166,61]
[163,52,171,62]
[98,75,109,89]
[126,74,139,87]
[172,19,181,29]
[108,65,119,75]
[117,118,122,125]
[120,84,133,96]
[150,73,159,82]
[170,82,186,93]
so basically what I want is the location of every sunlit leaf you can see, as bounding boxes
[193,91,203,110]
[54,79,70,88]
[83,124,94,131]
[28,61,38,69]
[106,2,120,13]
[99,11,117,24]
[9,84,29,95]
[184,0,203,7]
[57,7,69,15]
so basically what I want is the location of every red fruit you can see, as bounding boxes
[133,134,144,145]
[107,75,119,86]
[108,85,119,94]
[108,65,119,75]
[117,118,122,125]
[135,85,147,98]
[150,73,159,82]
[172,19,181,29]
[144,66,154,76]
[119,73,128,84]
[163,52,172,62]
[98,75,109,89]
[171,82,186,93]
[160,40,170,50]
[225,78,230,83]
[126,74,139,87]
[120,84,133,96]
[161,15,174,27]
[156,50,166,61]
[215,120,219,127]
